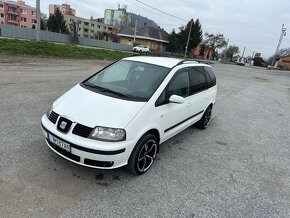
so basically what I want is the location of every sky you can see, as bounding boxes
[25,0,290,58]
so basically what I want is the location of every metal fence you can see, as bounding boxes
[0,24,133,51]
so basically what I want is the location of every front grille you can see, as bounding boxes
[84,158,114,167]
[47,139,81,162]
[48,111,59,124]
[72,124,94,138]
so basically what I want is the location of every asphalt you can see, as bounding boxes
[0,55,290,217]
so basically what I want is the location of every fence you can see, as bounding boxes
[0,24,133,51]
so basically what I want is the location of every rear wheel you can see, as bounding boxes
[195,105,212,129]
[126,134,158,175]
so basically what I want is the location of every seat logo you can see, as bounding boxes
[60,121,67,130]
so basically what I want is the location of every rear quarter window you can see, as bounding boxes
[204,66,216,86]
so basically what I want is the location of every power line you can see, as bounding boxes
[124,0,183,25]
[135,0,188,22]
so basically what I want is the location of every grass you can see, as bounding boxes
[220,60,236,65]
[0,38,132,60]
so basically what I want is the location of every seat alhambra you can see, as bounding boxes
[41,56,217,175]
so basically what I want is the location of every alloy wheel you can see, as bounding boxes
[136,139,157,172]
[204,108,212,128]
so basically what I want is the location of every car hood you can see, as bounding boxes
[53,84,146,128]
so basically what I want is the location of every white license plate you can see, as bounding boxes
[47,133,71,153]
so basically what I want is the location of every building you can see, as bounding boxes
[49,3,75,16]
[191,44,213,59]
[276,55,290,70]
[104,5,130,28]
[118,26,169,52]
[64,14,118,39]
[0,0,37,28]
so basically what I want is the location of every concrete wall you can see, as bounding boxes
[0,24,132,51]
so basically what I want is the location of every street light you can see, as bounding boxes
[271,24,287,66]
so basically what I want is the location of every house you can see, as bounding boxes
[49,3,76,16]
[64,14,118,39]
[191,44,213,59]
[118,26,169,52]
[0,0,37,28]
[276,55,290,70]
[104,5,130,29]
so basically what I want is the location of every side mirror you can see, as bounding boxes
[169,95,185,104]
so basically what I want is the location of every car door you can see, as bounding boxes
[188,66,210,118]
[156,68,192,140]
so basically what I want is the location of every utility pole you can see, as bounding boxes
[241,47,246,58]
[36,0,40,41]
[252,51,255,59]
[184,20,193,58]
[271,24,287,66]
[133,20,137,44]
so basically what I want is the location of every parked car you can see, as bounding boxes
[41,56,217,175]
[236,57,246,66]
[133,45,150,53]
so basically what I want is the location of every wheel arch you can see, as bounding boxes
[137,128,161,153]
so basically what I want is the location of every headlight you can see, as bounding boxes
[89,126,126,142]
[46,105,53,118]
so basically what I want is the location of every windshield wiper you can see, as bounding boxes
[101,88,130,98]
[83,82,130,98]
[83,82,106,91]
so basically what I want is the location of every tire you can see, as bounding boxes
[126,133,158,175]
[195,105,213,129]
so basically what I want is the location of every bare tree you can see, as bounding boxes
[223,45,239,61]
[204,33,227,59]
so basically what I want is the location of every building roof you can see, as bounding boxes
[118,26,169,43]
[1,0,35,8]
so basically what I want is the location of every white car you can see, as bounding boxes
[41,56,217,175]
[133,45,150,53]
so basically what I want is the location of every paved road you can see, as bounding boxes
[0,55,290,217]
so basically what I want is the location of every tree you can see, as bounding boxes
[40,13,47,31]
[200,44,206,57]
[253,57,265,67]
[167,29,177,53]
[224,45,239,61]
[47,8,69,34]
[167,19,203,55]
[204,33,227,59]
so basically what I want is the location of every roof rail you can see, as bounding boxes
[176,59,201,65]
[130,53,170,58]
[172,59,210,68]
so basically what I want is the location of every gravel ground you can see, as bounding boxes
[0,55,290,217]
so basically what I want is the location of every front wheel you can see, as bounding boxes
[126,134,158,175]
[195,105,212,129]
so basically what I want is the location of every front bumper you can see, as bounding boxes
[41,115,136,169]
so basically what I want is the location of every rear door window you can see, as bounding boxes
[189,66,208,94]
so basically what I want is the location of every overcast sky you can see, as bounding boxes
[25,0,290,58]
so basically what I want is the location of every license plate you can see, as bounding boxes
[47,133,71,153]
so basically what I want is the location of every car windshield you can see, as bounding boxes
[82,60,170,101]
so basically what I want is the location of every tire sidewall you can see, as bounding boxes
[128,134,158,175]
